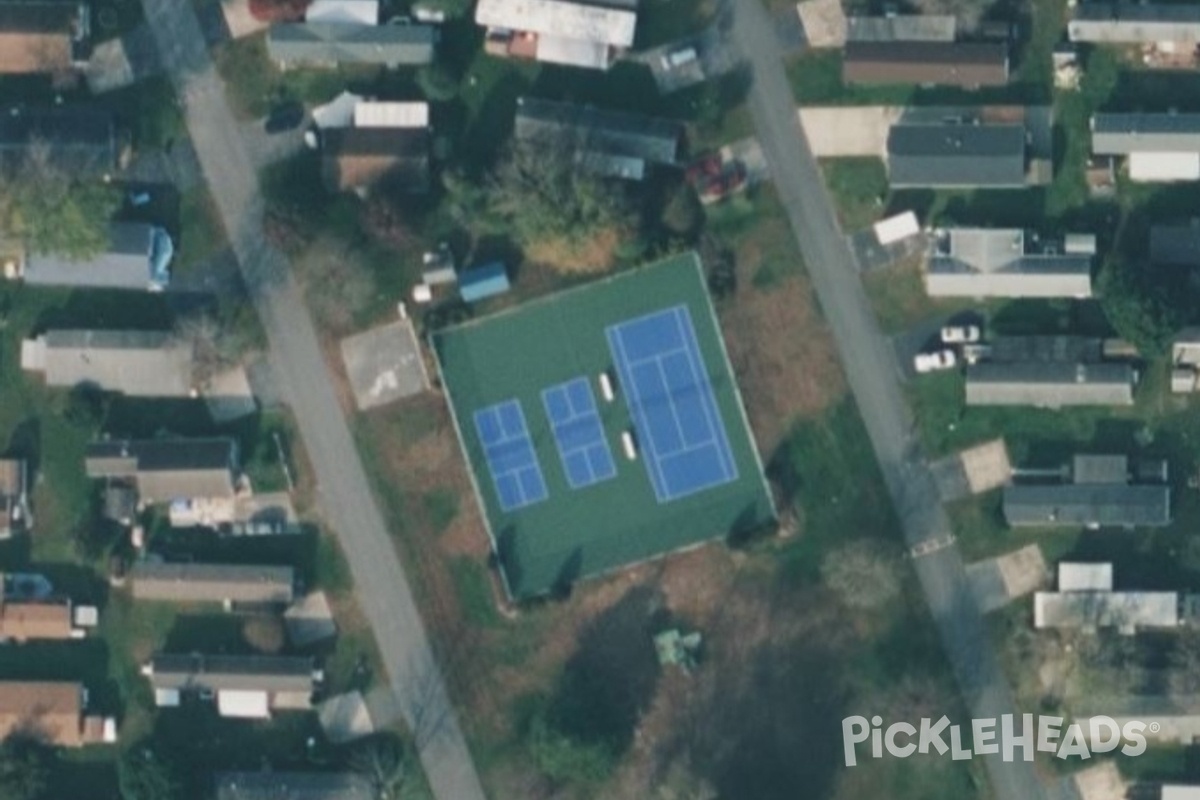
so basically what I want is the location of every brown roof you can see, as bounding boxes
[0,681,84,746]
[843,41,1009,87]
[0,459,21,496]
[130,562,296,604]
[321,128,430,192]
[0,600,74,641]
[0,2,81,74]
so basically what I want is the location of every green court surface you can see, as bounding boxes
[433,252,776,599]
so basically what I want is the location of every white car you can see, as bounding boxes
[940,325,981,344]
[914,349,958,373]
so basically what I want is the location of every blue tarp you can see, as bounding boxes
[459,261,510,303]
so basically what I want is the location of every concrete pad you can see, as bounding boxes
[799,107,902,157]
[1072,761,1126,800]
[222,0,269,38]
[965,544,1046,612]
[340,320,430,411]
[960,439,1012,494]
[796,0,846,48]
[204,365,258,422]
[318,691,375,743]
[285,591,338,647]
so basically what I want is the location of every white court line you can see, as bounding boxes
[607,325,670,500]
[672,306,738,482]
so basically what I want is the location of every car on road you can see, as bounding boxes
[940,324,981,344]
[264,102,305,134]
[914,349,957,373]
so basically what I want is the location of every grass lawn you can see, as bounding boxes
[820,158,888,232]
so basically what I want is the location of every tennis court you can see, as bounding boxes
[542,378,617,489]
[434,252,776,599]
[608,305,738,503]
[473,400,549,512]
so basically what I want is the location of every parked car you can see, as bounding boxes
[940,324,981,344]
[914,349,957,373]
[264,102,305,134]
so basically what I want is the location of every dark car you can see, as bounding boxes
[264,102,305,134]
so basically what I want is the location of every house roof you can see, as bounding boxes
[147,654,317,693]
[887,123,1027,187]
[1004,484,1171,527]
[0,105,116,175]
[1163,787,1200,800]
[0,1,86,74]
[1058,562,1114,591]
[130,562,296,604]
[305,0,378,25]
[474,0,636,47]
[85,438,237,502]
[1151,221,1200,266]
[925,228,1094,298]
[353,101,429,129]
[514,97,683,178]
[1072,454,1129,485]
[23,222,169,290]
[0,681,83,746]
[965,362,1136,406]
[844,14,956,42]
[985,335,1105,364]
[320,127,430,192]
[1092,113,1200,154]
[0,600,73,640]
[215,772,375,800]
[266,22,435,66]
[25,328,193,397]
[0,460,22,496]
[843,41,1009,87]
[1034,589,1178,629]
[1069,3,1200,43]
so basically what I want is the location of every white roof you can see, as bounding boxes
[536,34,611,68]
[874,211,920,245]
[1058,562,1113,591]
[353,101,429,129]
[217,690,271,718]
[1163,787,1200,800]
[1129,151,1200,182]
[154,688,180,707]
[475,0,636,47]
[312,91,364,130]
[306,0,379,25]
[1034,591,1179,630]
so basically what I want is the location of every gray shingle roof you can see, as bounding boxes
[23,223,169,290]
[130,562,296,604]
[965,362,1136,406]
[1150,222,1200,266]
[0,105,116,175]
[215,772,374,800]
[85,438,238,502]
[30,329,192,397]
[1003,484,1170,527]
[1092,113,1200,154]
[148,654,317,693]
[266,21,435,66]
[925,228,1093,298]
[514,97,683,175]
[887,123,1026,187]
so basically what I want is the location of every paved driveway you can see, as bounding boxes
[730,1,1053,798]
[137,2,488,798]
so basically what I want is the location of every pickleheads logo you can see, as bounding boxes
[842,714,1151,766]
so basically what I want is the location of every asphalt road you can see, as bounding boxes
[729,2,1051,798]
[137,3,489,798]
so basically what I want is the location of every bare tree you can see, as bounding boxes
[350,734,413,800]
[173,312,244,389]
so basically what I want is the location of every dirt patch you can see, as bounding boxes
[524,226,623,274]
[720,274,846,454]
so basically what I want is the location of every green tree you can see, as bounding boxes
[489,135,634,247]
[1099,258,1187,356]
[118,743,183,800]
[0,147,121,260]
[416,63,459,102]
[0,736,53,800]
[527,708,617,785]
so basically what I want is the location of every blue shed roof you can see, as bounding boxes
[459,262,511,303]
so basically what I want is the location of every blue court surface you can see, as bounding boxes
[606,305,739,503]
[473,400,548,512]
[542,378,617,489]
